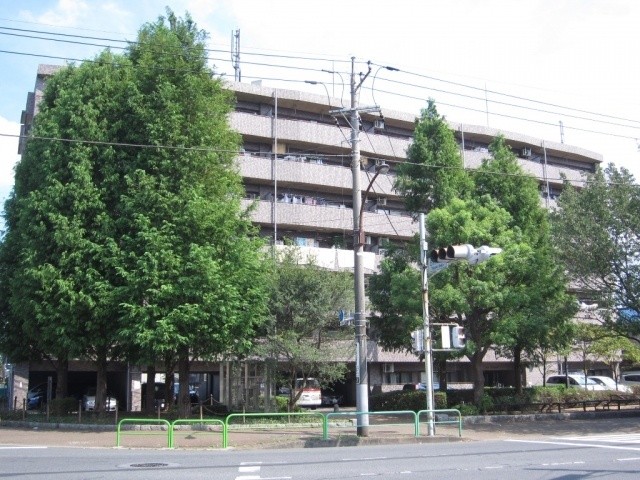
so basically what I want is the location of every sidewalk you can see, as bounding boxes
[2,411,640,450]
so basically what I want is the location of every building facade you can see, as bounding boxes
[6,65,608,411]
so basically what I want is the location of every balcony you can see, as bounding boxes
[230,112,410,161]
[238,154,397,198]
[241,199,416,240]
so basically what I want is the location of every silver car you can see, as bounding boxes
[82,387,117,411]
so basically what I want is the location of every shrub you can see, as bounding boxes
[453,403,478,416]
[370,390,447,412]
[49,397,78,415]
[477,393,494,414]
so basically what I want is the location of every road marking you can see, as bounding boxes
[506,439,640,452]
[552,434,640,444]
[484,465,504,469]
[541,461,585,466]
[617,457,640,462]
[239,466,261,473]
[0,446,48,450]
[235,463,291,480]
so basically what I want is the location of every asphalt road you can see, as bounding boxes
[3,434,640,479]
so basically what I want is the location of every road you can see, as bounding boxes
[3,433,640,479]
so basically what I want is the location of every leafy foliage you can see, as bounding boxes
[551,164,640,338]
[256,249,354,410]
[0,10,269,417]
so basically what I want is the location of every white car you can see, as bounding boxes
[82,387,118,411]
[620,371,640,389]
[588,376,632,393]
[546,374,606,390]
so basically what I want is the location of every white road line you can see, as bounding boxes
[551,434,640,444]
[506,439,640,452]
[617,457,640,462]
[0,446,48,450]
[239,466,261,473]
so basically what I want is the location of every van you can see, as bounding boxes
[620,371,640,388]
[546,374,606,390]
[294,378,321,408]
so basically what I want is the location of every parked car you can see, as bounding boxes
[620,371,640,389]
[403,382,440,391]
[26,383,54,410]
[546,374,606,390]
[173,384,200,404]
[588,376,632,393]
[141,382,167,410]
[321,390,343,406]
[82,387,117,411]
[294,378,322,409]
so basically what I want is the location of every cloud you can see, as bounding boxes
[19,0,90,27]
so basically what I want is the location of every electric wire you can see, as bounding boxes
[3,24,639,128]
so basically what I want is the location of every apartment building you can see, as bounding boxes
[8,65,605,410]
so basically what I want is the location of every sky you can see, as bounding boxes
[1,0,640,224]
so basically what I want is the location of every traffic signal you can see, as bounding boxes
[429,244,502,265]
[451,326,466,348]
[410,329,424,353]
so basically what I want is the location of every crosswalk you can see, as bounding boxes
[507,433,640,452]
[550,433,640,444]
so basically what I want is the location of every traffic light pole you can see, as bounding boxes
[419,213,436,437]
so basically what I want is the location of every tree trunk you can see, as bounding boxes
[436,356,448,391]
[177,347,191,418]
[470,350,486,405]
[145,364,156,414]
[95,354,108,415]
[513,346,523,394]
[55,357,69,400]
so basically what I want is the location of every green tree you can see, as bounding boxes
[368,246,421,352]
[551,164,640,338]
[373,126,577,404]
[1,10,270,417]
[257,249,353,411]
[115,10,269,417]
[395,100,473,213]
[479,137,577,393]
[0,52,132,406]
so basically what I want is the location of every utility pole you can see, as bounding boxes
[329,57,383,437]
[351,57,370,437]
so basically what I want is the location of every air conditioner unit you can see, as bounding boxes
[521,147,532,158]
[383,363,395,373]
[376,197,387,206]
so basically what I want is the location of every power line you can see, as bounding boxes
[3,25,640,133]
[370,62,640,126]
[3,131,637,188]
[2,22,639,128]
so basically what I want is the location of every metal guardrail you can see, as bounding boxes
[116,418,172,448]
[324,410,418,440]
[224,411,325,448]
[416,409,462,437]
[115,408,462,448]
[171,418,225,448]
